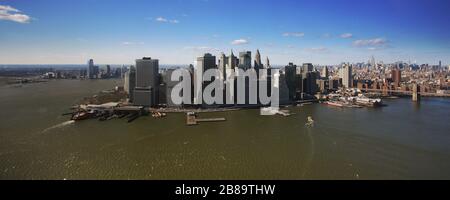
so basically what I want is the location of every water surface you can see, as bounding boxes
[0,79,449,179]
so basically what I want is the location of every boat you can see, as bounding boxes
[305,116,314,127]
[71,111,93,121]
[355,95,383,107]
[326,101,344,107]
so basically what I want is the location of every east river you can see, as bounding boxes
[1,79,449,179]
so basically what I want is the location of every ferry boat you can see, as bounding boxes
[354,95,383,107]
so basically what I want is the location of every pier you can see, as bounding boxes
[186,112,226,125]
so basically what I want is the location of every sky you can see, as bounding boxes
[0,0,449,65]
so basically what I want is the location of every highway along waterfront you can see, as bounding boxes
[1,79,450,179]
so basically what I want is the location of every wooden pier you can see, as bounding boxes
[186,112,226,125]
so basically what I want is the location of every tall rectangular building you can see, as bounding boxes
[134,57,159,107]
[194,53,216,105]
[87,59,95,79]
[340,64,353,88]
[391,69,402,87]
[124,66,136,102]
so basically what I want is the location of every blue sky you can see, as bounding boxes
[0,0,449,65]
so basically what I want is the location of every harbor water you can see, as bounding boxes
[1,79,450,179]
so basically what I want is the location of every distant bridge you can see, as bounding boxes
[360,88,450,97]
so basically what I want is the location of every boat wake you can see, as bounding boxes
[42,120,75,133]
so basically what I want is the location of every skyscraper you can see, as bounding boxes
[134,57,159,107]
[265,57,270,69]
[238,51,252,69]
[369,56,376,68]
[391,69,402,87]
[106,65,111,77]
[321,66,329,79]
[228,50,238,70]
[254,49,263,70]
[124,66,136,102]
[194,53,217,105]
[87,59,95,79]
[340,64,353,88]
[218,52,228,81]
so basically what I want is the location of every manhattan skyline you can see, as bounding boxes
[0,0,449,65]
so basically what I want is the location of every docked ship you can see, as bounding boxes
[354,95,383,107]
[325,101,344,107]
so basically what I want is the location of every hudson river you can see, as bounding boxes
[1,79,449,179]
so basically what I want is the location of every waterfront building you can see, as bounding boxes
[285,63,298,100]
[134,57,159,107]
[340,64,353,88]
[87,59,99,79]
[133,88,153,106]
[106,65,111,77]
[277,71,291,105]
[303,71,319,95]
[124,66,136,102]
[194,53,217,105]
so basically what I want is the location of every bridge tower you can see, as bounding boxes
[412,83,420,102]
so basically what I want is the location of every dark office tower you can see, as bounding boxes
[87,59,95,79]
[238,51,252,69]
[227,50,238,70]
[439,60,442,69]
[194,53,217,105]
[124,66,136,102]
[134,57,159,107]
[106,65,111,77]
[302,63,314,74]
[391,69,402,87]
[303,71,319,95]
[218,52,228,81]
[285,63,298,101]
[254,49,263,70]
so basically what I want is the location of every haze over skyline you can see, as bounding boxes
[0,0,449,65]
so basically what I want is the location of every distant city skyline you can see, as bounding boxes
[0,0,449,65]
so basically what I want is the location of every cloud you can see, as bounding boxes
[231,39,249,45]
[155,16,179,24]
[155,17,168,22]
[282,32,305,37]
[340,33,353,39]
[122,41,145,45]
[353,38,388,47]
[0,5,31,23]
[305,47,329,53]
